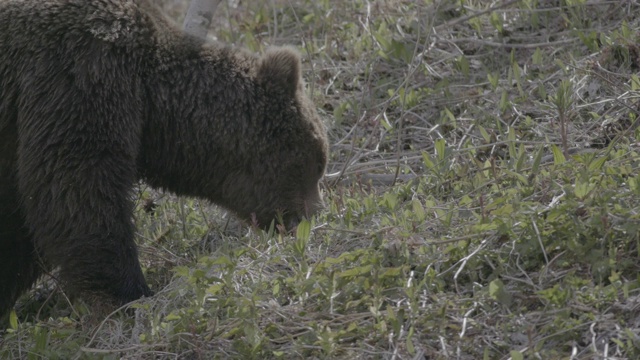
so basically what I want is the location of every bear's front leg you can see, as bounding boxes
[15,53,152,307]
[17,135,152,307]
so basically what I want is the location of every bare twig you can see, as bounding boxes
[183,0,221,39]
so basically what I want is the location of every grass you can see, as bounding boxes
[2,0,640,358]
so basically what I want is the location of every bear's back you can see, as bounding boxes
[0,0,177,51]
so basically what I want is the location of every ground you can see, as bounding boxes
[1,0,640,359]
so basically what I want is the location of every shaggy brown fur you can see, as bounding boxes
[0,0,328,320]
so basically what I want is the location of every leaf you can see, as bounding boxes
[487,73,499,90]
[435,138,446,163]
[9,310,18,330]
[206,283,225,295]
[532,47,543,65]
[293,219,311,257]
[296,219,311,242]
[443,108,456,123]
[489,278,512,306]
[164,313,182,321]
[489,12,503,32]
[479,126,491,143]
[210,256,234,266]
[174,266,190,277]
[530,145,545,177]
[337,265,372,278]
[574,177,592,200]
[457,56,470,77]
[550,144,565,165]
[406,326,415,355]
[499,90,509,112]
[489,279,503,297]
[34,326,48,353]
[422,151,436,170]
[491,203,514,216]
[630,175,640,194]
[588,156,607,172]
[632,74,640,91]
[513,144,526,172]
[382,192,398,210]
[507,126,517,160]
[302,12,315,23]
[412,199,426,221]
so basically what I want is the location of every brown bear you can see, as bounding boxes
[0,0,328,320]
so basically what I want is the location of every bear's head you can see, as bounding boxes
[217,47,329,229]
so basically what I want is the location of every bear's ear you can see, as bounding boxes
[257,47,302,98]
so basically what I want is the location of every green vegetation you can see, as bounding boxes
[2,0,640,358]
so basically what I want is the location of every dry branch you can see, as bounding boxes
[182,0,221,39]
